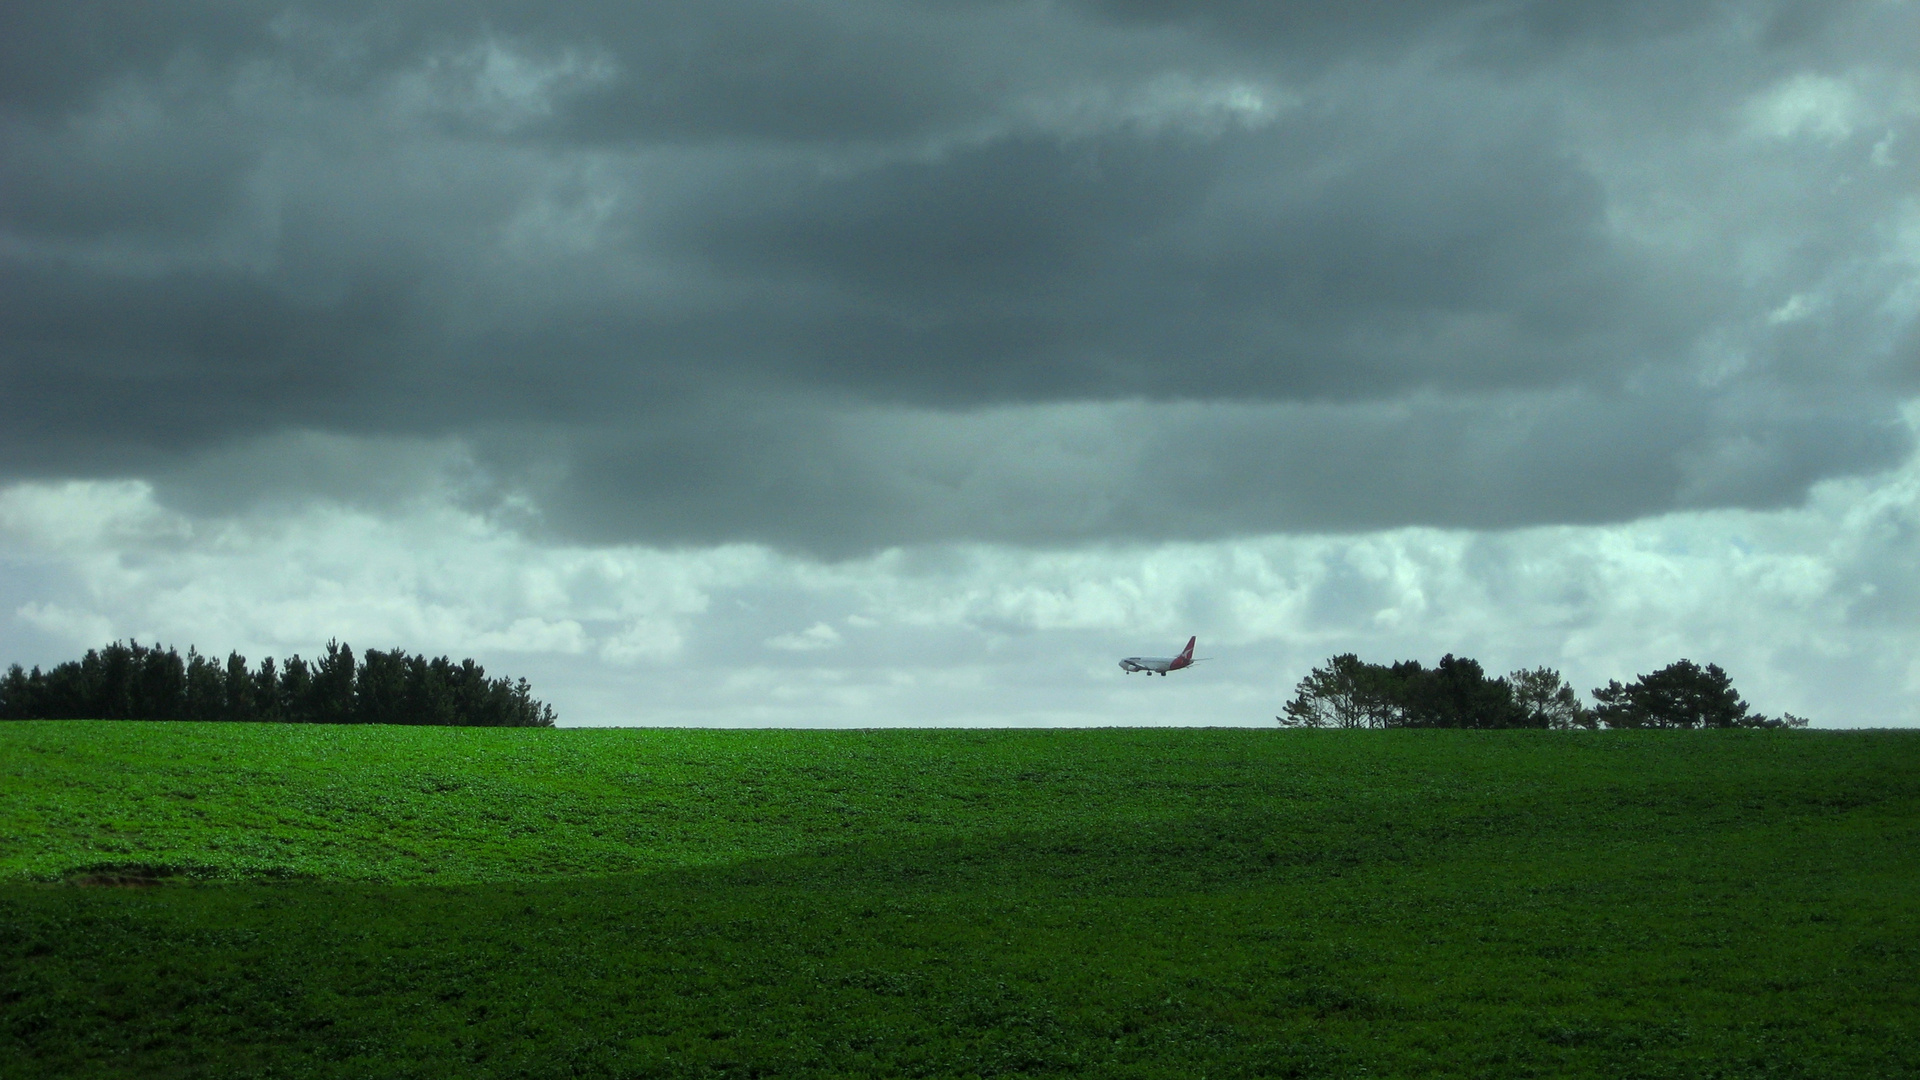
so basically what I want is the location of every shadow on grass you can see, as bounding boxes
[6,803,1918,1080]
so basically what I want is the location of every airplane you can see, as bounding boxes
[1119,636,1201,676]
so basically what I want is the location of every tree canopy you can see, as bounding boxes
[1,640,556,727]
[1278,654,1588,729]
[1592,660,1806,729]
[1280,653,1807,730]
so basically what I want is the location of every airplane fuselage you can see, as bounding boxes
[1120,636,1197,676]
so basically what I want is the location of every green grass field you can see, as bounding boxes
[2,722,1916,1079]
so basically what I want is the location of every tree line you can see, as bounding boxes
[1278,653,1807,730]
[1,640,556,727]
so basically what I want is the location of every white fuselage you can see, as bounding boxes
[1119,637,1196,676]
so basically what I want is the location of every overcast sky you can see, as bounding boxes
[3,0,1917,726]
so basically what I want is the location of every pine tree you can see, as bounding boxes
[4,640,556,727]
[1592,660,1769,728]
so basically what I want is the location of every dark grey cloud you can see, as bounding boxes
[0,2,271,118]
[0,113,254,241]
[1095,0,1863,62]
[2,0,1914,553]
[532,387,1904,555]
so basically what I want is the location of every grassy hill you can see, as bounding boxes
[2,722,1916,1078]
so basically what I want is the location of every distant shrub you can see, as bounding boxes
[1281,654,1808,731]
[1591,660,1806,729]
[1,640,555,727]
[1278,654,1583,729]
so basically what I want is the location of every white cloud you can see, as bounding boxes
[14,602,115,648]
[1015,73,1299,139]
[1747,73,1861,141]
[0,480,190,549]
[598,618,689,666]
[1871,129,1898,167]
[3,402,1919,727]
[392,37,618,134]
[1767,292,1823,325]
[765,622,843,652]
[470,617,591,654]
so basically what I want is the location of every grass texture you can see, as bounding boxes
[2,722,1917,1078]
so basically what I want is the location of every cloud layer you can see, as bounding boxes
[4,1,1916,552]
[5,403,1918,727]
[3,3,1916,726]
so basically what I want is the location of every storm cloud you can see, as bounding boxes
[3,0,1916,556]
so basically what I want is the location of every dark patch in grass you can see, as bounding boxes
[62,862,198,888]
[58,860,317,888]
